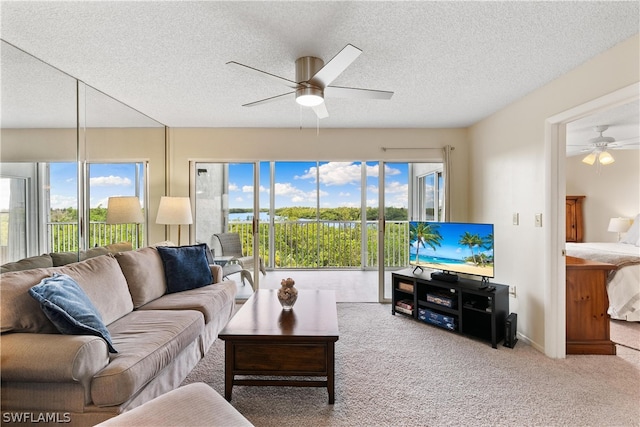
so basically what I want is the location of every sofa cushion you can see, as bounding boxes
[0,268,58,333]
[138,281,237,324]
[115,247,167,308]
[0,254,53,274]
[51,251,81,267]
[58,255,134,325]
[91,310,204,407]
[28,273,117,353]
[95,383,254,427]
[156,244,213,293]
[104,241,134,253]
[49,243,132,267]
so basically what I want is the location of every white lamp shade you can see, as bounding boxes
[156,197,193,225]
[106,197,144,224]
[608,217,632,233]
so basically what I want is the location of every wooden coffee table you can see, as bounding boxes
[219,289,339,403]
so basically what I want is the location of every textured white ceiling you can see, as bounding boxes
[1,1,639,134]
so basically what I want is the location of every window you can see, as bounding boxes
[417,166,443,221]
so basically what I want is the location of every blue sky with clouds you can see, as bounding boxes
[229,161,408,210]
[3,162,409,211]
[47,163,142,209]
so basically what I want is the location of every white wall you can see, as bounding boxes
[468,34,639,352]
[566,152,640,242]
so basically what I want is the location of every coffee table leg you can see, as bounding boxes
[224,342,234,401]
[327,342,335,404]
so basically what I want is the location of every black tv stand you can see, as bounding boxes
[412,265,424,274]
[392,268,509,348]
[430,271,458,283]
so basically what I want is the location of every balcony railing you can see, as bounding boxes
[46,220,409,269]
[228,220,409,269]
[47,222,143,252]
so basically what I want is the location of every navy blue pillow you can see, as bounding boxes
[29,273,117,353]
[156,244,213,293]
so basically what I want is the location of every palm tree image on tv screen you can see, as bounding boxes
[409,222,494,278]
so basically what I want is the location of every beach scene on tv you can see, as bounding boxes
[409,222,494,278]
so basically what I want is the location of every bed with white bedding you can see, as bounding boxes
[565,214,640,322]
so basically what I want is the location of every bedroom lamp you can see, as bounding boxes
[106,196,144,248]
[607,217,632,242]
[156,196,193,245]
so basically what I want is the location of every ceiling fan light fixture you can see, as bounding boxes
[598,150,615,165]
[582,152,597,165]
[295,87,324,107]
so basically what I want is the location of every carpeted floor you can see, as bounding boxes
[183,303,640,427]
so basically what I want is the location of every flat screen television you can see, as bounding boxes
[409,221,494,281]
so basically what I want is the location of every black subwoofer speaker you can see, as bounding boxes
[504,312,518,348]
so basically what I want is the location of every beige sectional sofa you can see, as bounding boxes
[0,245,237,426]
[0,242,134,274]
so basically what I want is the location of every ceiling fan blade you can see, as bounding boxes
[325,85,394,100]
[242,91,295,107]
[309,44,362,88]
[311,102,329,119]
[611,136,640,146]
[227,61,300,89]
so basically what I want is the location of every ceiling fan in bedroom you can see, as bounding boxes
[573,125,640,166]
[227,44,393,119]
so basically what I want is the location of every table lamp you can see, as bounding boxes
[156,196,193,245]
[106,196,144,248]
[607,217,632,242]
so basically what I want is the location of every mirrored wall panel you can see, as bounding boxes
[1,40,166,269]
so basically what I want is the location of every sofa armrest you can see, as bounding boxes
[0,333,109,383]
[209,264,223,283]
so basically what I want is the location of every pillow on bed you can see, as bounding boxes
[621,214,640,246]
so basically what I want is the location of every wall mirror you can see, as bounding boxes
[1,40,166,267]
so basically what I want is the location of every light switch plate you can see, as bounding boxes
[535,213,542,227]
[513,213,519,225]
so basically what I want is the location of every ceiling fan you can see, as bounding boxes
[227,44,393,119]
[570,125,640,166]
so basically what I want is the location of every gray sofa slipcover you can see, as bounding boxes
[0,245,237,426]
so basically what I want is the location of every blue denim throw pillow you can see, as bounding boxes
[29,273,117,353]
[156,244,213,294]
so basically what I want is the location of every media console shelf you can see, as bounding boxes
[392,268,509,348]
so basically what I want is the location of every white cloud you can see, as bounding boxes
[90,175,131,187]
[385,181,408,195]
[229,183,239,191]
[50,194,77,209]
[296,162,362,186]
[242,185,253,193]
[296,162,403,187]
[274,182,326,204]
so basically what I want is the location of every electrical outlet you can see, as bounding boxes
[509,285,517,298]
[535,213,542,227]
[512,213,519,225]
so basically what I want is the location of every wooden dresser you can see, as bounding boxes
[565,256,617,355]
[566,196,585,242]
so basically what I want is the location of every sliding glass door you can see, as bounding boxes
[193,160,444,302]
